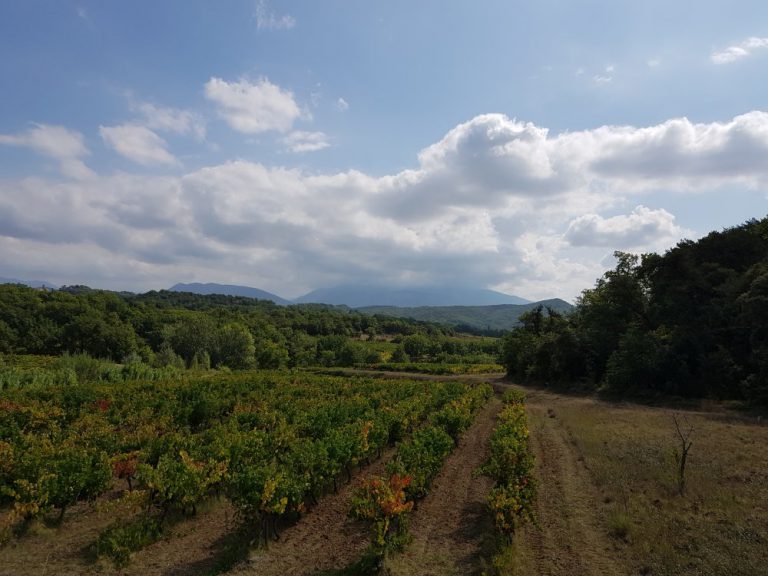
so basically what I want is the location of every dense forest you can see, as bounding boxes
[503,217,768,405]
[0,285,500,370]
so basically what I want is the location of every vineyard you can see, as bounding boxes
[3,351,763,576]
[0,366,505,572]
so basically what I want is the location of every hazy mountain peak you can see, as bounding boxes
[168,283,291,305]
[293,284,531,308]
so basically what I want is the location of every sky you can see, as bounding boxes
[1,0,768,302]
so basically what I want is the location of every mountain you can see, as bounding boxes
[168,283,291,305]
[294,285,531,308]
[0,276,58,289]
[359,298,574,332]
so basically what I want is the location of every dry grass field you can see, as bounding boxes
[503,386,768,576]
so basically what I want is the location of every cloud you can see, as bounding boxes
[282,131,330,153]
[0,124,94,179]
[384,114,559,218]
[586,111,768,186]
[100,124,178,166]
[336,97,349,111]
[712,37,768,64]
[593,65,614,84]
[4,111,768,299]
[204,76,302,134]
[254,0,295,30]
[564,206,689,249]
[133,102,206,140]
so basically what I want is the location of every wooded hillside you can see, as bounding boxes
[503,217,768,405]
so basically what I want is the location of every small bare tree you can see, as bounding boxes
[672,414,694,496]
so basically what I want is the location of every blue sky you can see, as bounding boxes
[1,1,768,300]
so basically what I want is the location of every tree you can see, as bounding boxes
[169,315,216,367]
[213,323,255,369]
[576,252,648,382]
[401,335,430,360]
[256,340,289,369]
[62,312,138,361]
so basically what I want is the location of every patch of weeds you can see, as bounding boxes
[607,509,631,541]
[92,516,163,566]
[481,534,529,576]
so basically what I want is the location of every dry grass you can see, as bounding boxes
[553,398,768,576]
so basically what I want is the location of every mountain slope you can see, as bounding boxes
[168,282,291,305]
[359,298,573,332]
[294,285,531,307]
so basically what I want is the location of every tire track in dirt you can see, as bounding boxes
[386,397,502,576]
[514,388,626,576]
[230,449,395,576]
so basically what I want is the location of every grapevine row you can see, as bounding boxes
[350,382,493,553]
[482,388,536,539]
[0,371,470,562]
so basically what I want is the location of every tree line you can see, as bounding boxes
[503,217,768,405]
[0,285,455,369]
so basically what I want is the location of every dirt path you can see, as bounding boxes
[511,387,626,576]
[229,449,395,576]
[386,397,502,576]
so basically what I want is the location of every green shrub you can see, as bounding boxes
[94,517,163,566]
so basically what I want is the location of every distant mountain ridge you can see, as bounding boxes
[294,285,531,307]
[167,282,532,308]
[168,283,291,305]
[2,277,568,331]
[0,277,58,289]
[359,299,574,332]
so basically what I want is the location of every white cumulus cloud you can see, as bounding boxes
[282,131,331,153]
[5,111,768,299]
[204,77,302,134]
[0,123,94,179]
[564,206,689,249]
[134,102,206,140]
[100,124,178,166]
[712,37,768,64]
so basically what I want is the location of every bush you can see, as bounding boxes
[94,517,163,566]
[350,474,413,552]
